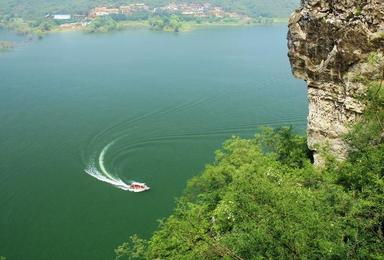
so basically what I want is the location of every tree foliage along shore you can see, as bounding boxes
[115,53,384,259]
[0,0,299,20]
[84,16,121,33]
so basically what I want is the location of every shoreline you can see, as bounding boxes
[3,18,288,35]
[0,18,289,46]
[51,18,289,34]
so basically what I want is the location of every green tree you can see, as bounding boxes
[149,14,183,32]
[149,16,164,31]
[116,130,358,259]
[84,16,120,33]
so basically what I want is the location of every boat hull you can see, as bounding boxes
[127,187,150,192]
[126,182,150,192]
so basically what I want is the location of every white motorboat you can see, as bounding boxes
[127,181,150,192]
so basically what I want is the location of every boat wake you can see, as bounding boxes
[82,96,306,191]
[85,164,132,191]
[85,141,133,191]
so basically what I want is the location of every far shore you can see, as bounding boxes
[51,18,289,34]
[0,17,289,49]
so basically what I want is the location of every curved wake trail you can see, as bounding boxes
[85,141,132,191]
[82,97,215,191]
[82,91,306,191]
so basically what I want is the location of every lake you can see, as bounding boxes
[0,26,307,259]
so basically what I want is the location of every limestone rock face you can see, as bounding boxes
[288,0,384,164]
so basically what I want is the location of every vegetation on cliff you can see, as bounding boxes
[115,56,383,259]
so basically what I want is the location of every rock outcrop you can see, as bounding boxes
[288,0,384,165]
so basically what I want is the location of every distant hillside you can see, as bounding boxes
[0,0,299,19]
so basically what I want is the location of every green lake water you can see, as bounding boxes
[0,26,307,259]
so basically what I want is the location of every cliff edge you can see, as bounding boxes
[288,0,384,164]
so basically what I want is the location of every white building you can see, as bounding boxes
[53,14,72,20]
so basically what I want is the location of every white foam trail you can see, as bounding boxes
[99,141,116,179]
[85,165,131,190]
[85,141,132,191]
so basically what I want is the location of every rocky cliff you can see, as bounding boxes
[288,0,384,164]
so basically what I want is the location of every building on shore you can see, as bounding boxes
[86,3,244,21]
[53,14,72,20]
[89,7,119,18]
[73,14,86,21]
[89,4,150,18]
[121,3,150,14]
